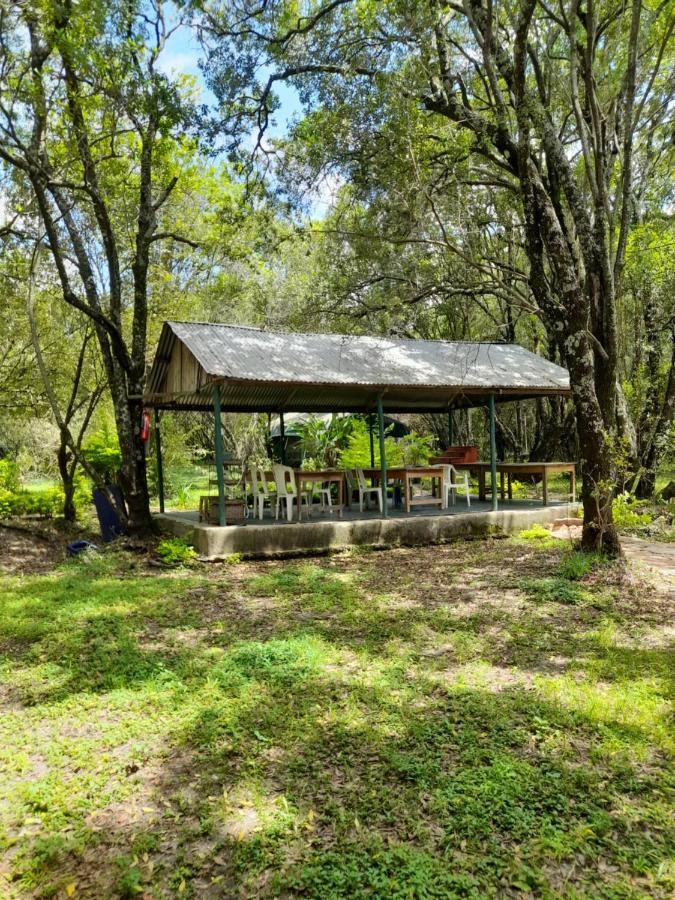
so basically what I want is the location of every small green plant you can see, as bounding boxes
[174,483,195,509]
[558,550,604,580]
[114,855,144,897]
[519,523,552,541]
[612,492,654,528]
[508,478,530,499]
[226,552,243,565]
[523,576,589,605]
[156,537,197,566]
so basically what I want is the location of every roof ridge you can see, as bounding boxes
[166,321,517,348]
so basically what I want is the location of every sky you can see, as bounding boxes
[157,20,303,141]
[156,20,340,215]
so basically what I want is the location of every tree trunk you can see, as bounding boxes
[564,333,621,555]
[57,441,76,523]
[114,392,152,533]
[634,470,656,501]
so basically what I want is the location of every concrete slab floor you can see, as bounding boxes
[156,498,579,560]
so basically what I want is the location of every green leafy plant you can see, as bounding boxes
[81,427,122,482]
[0,459,20,492]
[399,431,435,466]
[0,485,64,519]
[558,550,605,580]
[173,483,196,510]
[519,523,553,542]
[523,576,589,605]
[339,418,403,469]
[297,415,356,468]
[508,478,530,499]
[156,537,197,566]
[612,493,654,528]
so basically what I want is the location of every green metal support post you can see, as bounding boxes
[153,409,165,514]
[279,412,286,465]
[488,395,498,511]
[376,394,387,518]
[213,385,226,526]
[448,410,454,447]
[369,414,375,467]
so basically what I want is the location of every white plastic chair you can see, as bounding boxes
[355,468,383,513]
[317,481,333,514]
[248,465,276,520]
[442,464,471,508]
[344,469,359,508]
[272,464,310,522]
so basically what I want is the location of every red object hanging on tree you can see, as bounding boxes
[139,410,151,443]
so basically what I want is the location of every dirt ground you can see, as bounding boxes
[2,519,673,588]
[0,524,68,575]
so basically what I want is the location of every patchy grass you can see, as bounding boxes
[0,538,673,898]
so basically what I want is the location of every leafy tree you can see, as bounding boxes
[0,0,196,531]
[622,221,675,497]
[25,246,105,521]
[199,0,674,552]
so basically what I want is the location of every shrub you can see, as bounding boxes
[508,478,530,499]
[0,486,63,519]
[156,537,197,566]
[612,493,654,528]
[0,459,20,492]
[339,419,403,469]
[519,523,552,541]
[82,427,122,482]
[399,431,435,466]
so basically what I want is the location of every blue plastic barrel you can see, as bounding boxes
[92,486,126,542]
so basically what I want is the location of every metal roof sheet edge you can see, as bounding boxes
[165,320,528,348]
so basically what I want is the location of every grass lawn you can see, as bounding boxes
[0,534,673,898]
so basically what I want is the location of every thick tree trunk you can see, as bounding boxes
[114,392,152,533]
[564,331,621,555]
[634,470,656,500]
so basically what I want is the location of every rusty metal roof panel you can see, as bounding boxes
[164,321,570,393]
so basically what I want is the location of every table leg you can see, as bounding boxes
[500,471,505,500]
[338,477,343,517]
[507,473,513,500]
[479,469,485,501]
[543,468,548,506]
[404,474,411,513]
[570,468,576,503]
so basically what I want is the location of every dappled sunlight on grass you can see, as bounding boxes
[0,540,672,897]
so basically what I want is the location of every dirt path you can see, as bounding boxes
[620,535,675,593]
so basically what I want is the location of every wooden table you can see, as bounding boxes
[363,466,446,514]
[295,469,345,521]
[454,462,576,505]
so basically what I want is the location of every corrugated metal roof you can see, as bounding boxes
[169,321,568,389]
[144,321,570,412]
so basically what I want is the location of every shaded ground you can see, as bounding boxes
[0,524,66,575]
[0,529,673,898]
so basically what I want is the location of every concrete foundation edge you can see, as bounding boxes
[156,505,581,560]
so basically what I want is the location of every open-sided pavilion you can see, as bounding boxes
[144,321,574,553]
